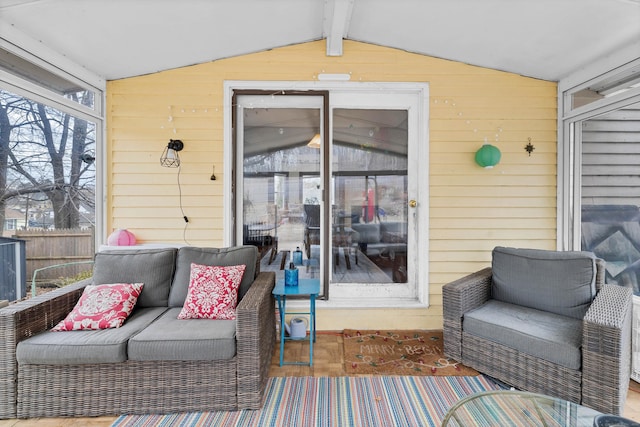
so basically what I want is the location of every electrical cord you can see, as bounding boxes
[177,166,191,245]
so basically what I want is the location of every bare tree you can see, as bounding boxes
[0,90,95,231]
[0,94,14,229]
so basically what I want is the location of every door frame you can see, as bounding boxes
[232,90,329,295]
[224,80,430,308]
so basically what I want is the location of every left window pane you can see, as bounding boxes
[0,47,96,110]
[0,89,96,298]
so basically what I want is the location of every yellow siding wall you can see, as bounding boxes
[107,40,557,330]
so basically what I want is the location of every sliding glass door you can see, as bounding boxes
[234,87,424,303]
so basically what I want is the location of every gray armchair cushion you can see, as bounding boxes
[128,308,236,361]
[93,248,178,307]
[16,308,167,365]
[168,246,258,307]
[464,300,583,369]
[491,247,597,319]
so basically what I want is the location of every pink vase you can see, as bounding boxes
[107,229,136,246]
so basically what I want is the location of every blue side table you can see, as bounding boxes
[272,278,320,366]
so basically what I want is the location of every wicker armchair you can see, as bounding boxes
[443,247,632,416]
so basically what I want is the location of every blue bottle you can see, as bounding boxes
[293,246,303,266]
[284,262,299,287]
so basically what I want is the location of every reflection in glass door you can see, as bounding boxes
[327,90,420,303]
[236,95,325,289]
[331,109,408,284]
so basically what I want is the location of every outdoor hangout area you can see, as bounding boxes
[1,0,640,425]
[1,245,640,426]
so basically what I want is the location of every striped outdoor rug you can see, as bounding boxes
[111,375,501,427]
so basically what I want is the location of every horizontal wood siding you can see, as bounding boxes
[582,104,640,206]
[107,40,557,329]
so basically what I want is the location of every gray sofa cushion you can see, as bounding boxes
[128,308,236,361]
[168,246,258,308]
[93,248,177,307]
[464,300,583,370]
[16,307,167,365]
[351,223,381,244]
[491,246,597,319]
[380,222,407,235]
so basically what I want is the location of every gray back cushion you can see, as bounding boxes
[491,246,597,319]
[168,245,258,308]
[93,248,177,307]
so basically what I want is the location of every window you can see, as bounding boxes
[0,45,98,112]
[566,61,640,112]
[5,218,16,230]
[0,41,103,290]
[561,60,640,290]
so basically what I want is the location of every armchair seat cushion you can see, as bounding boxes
[464,300,583,370]
[16,307,166,365]
[128,308,237,361]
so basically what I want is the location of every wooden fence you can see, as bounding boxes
[13,228,95,284]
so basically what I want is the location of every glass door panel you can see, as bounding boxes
[327,90,421,302]
[236,95,324,287]
[331,109,409,284]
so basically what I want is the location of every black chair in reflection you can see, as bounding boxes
[243,204,281,264]
[243,224,276,262]
[303,204,320,259]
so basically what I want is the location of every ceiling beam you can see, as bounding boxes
[323,0,354,57]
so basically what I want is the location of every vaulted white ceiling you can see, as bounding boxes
[0,0,639,82]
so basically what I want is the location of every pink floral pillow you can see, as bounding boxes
[178,263,246,320]
[52,283,144,331]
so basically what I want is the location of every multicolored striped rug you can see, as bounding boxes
[111,375,501,427]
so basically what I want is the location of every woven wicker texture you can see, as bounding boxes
[443,260,632,416]
[0,279,88,418]
[0,270,275,419]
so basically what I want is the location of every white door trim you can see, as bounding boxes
[224,80,430,308]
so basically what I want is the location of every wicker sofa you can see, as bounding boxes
[0,245,276,419]
[443,246,632,416]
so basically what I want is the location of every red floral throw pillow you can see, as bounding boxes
[178,263,246,320]
[52,283,144,331]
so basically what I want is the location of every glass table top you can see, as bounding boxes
[442,390,602,427]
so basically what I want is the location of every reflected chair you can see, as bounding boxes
[243,204,280,264]
[243,224,274,260]
[303,204,320,259]
[265,204,280,264]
